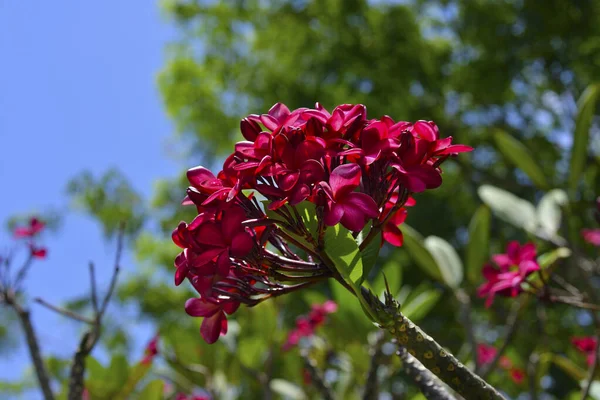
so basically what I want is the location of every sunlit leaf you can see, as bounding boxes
[494,130,550,189]
[466,205,491,284]
[135,380,164,400]
[424,236,463,288]
[536,189,568,239]
[270,379,307,400]
[478,185,537,232]
[569,84,600,195]
[324,224,363,285]
[401,225,443,282]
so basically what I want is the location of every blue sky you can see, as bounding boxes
[0,0,181,389]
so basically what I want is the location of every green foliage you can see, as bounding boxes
[570,84,600,196]
[66,168,146,238]
[423,236,463,289]
[324,224,364,286]
[493,130,550,189]
[465,205,491,285]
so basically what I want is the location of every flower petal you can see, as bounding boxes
[329,164,361,198]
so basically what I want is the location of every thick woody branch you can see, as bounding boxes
[397,346,456,400]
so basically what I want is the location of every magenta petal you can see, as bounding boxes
[260,114,279,131]
[223,301,240,315]
[383,224,404,247]
[491,254,513,269]
[329,164,361,198]
[324,202,344,226]
[185,298,220,317]
[505,241,521,261]
[221,208,248,240]
[268,102,291,122]
[216,252,231,278]
[200,311,226,344]
[413,121,438,141]
[230,231,254,257]
[345,192,379,218]
[174,252,189,286]
[340,204,368,232]
[196,223,225,246]
[187,166,216,188]
[279,171,300,192]
[289,184,310,205]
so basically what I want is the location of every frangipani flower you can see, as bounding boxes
[172,103,471,343]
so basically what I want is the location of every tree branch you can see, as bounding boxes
[3,292,55,400]
[396,346,456,400]
[481,299,526,379]
[363,330,386,400]
[34,298,94,325]
[67,227,124,400]
[455,289,479,373]
[300,350,334,400]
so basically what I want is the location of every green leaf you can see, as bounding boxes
[494,130,550,189]
[269,379,307,400]
[372,257,403,296]
[360,228,381,280]
[401,289,442,322]
[135,380,164,400]
[536,189,568,239]
[478,185,537,232]
[324,224,363,285]
[106,354,129,394]
[466,205,491,284]
[537,247,571,269]
[114,361,152,400]
[570,84,600,195]
[423,236,463,288]
[401,225,443,282]
[551,354,588,381]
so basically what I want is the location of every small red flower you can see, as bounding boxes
[509,368,525,384]
[283,300,338,351]
[141,334,160,365]
[13,217,45,238]
[582,229,600,246]
[29,245,48,259]
[477,241,540,307]
[477,344,497,365]
[572,336,598,366]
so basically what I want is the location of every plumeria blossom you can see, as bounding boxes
[13,217,45,238]
[477,241,540,307]
[477,344,524,384]
[141,334,160,365]
[13,217,48,259]
[172,103,471,343]
[581,229,600,246]
[572,336,598,366]
[477,344,498,365]
[283,300,338,351]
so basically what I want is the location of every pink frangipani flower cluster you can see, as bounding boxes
[172,103,471,343]
[572,336,598,366]
[477,241,540,307]
[477,344,525,384]
[283,300,338,351]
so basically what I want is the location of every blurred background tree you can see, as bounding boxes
[2,0,600,399]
